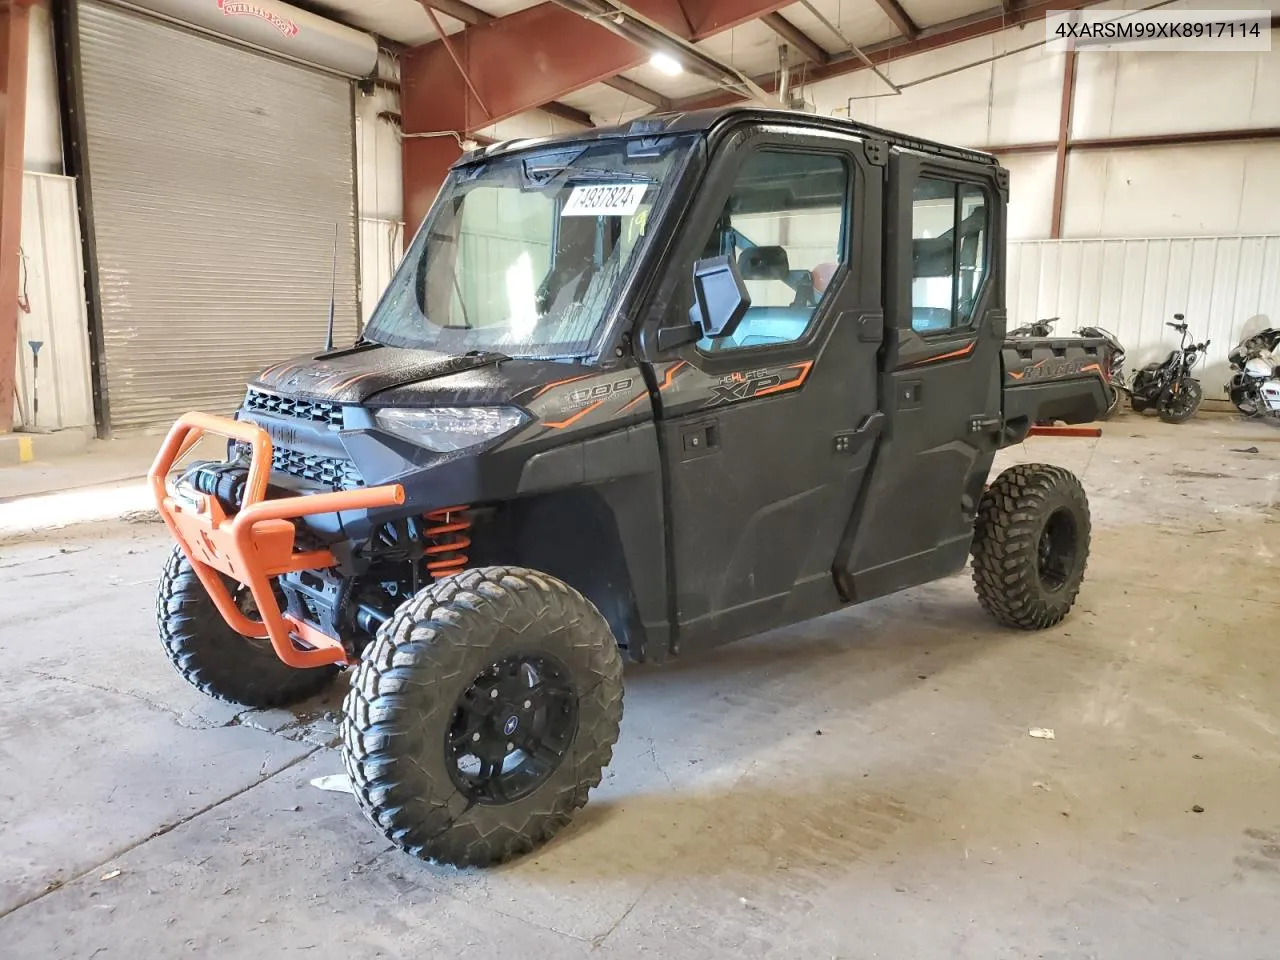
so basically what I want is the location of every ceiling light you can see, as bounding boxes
[649,52,682,76]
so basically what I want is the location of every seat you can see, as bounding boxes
[810,262,839,296]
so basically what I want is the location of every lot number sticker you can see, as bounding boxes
[562,184,648,217]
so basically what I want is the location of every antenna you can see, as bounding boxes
[324,223,338,351]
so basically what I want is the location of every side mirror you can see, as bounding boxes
[689,254,750,341]
[1174,312,1185,321]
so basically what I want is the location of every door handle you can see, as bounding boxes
[680,421,719,460]
[969,414,1002,434]
[833,411,884,454]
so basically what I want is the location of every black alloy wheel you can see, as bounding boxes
[446,654,578,805]
[1036,508,1079,592]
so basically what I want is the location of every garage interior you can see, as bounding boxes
[2,0,1280,957]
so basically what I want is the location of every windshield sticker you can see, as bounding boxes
[562,184,647,218]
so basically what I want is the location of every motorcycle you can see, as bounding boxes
[1075,323,1127,420]
[1129,313,1209,424]
[1226,327,1280,418]
[1007,317,1059,338]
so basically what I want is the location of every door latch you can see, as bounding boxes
[969,414,1003,434]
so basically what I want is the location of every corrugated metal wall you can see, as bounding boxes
[12,174,94,431]
[1008,236,1280,400]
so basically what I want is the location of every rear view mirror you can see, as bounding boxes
[689,254,750,340]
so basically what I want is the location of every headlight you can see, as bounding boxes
[373,406,527,453]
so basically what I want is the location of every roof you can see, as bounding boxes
[460,105,999,167]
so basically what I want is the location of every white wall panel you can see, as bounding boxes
[998,151,1056,241]
[1008,235,1280,399]
[355,85,402,222]
[1062,143,1280,238]
[25,4,62,174]
[12,174,94,430]
[987,43,1063,146]
[1073,42,1280,139]
[359,217,404,324]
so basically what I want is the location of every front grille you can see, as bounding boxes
[246,389,345,429]
[272,448,364,490]
[230,441,363,491]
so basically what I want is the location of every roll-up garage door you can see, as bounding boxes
[75,0,359,429]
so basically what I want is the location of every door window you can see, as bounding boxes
[910,178,989,333]
[694,150,850,352]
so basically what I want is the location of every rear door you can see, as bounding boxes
[838,151,1007,602]
[638,124,884,653]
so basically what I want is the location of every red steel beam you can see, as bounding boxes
[402,0,800,228]
[417,2,668,113]
[761,12,829,65]
[0,0,32,434]
[403,0,798,132]
[871,0,919,39]
[1049,47,1076,239]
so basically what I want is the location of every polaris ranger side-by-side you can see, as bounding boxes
[151,108,1110,866]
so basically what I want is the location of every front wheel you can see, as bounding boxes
[1229,382,1260,416]
[1158,377,1202,424]
[341,567,623,867]
[156,547,339,707]
[971,464,1091,630]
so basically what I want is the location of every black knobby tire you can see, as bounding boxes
[156,547,339,707]
[971,464,1091,630]
[341,566,623,867]
[1158,377,1202,424]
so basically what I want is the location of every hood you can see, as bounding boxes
[250,343,595,409]
[251,343,510,403]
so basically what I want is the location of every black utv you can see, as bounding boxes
[151,107,1110,867]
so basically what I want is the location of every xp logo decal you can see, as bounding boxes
[705,361,813,407]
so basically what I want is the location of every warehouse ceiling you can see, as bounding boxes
[301,0,1081,126]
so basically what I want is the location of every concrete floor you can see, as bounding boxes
[2,413,1279,959]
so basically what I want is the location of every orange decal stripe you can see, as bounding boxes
[617,393,648,414]
[1007,370,1025,380]
[1080,362,1102,374]
[544,400,605,430]
[532,374,593,399]
[913,341,976,366]
[658,360,687,391]
[754,360,814,398]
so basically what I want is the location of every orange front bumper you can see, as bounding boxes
[149,412,404,668]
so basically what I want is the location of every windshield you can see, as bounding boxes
[364,135,697,358]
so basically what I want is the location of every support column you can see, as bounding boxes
[0,0,31,433]
[1049,47,1077,240]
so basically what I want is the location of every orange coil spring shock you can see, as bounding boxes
[424,505,472,579]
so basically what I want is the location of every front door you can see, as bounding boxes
[639,127,884,653]
[838,150,1006,602]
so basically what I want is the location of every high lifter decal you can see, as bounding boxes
[704,361,813,407]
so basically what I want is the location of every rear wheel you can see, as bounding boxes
[971,464,1091,630]
[156,547,338,707]
[1158,377,1202,424]
[341,567,623,867]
